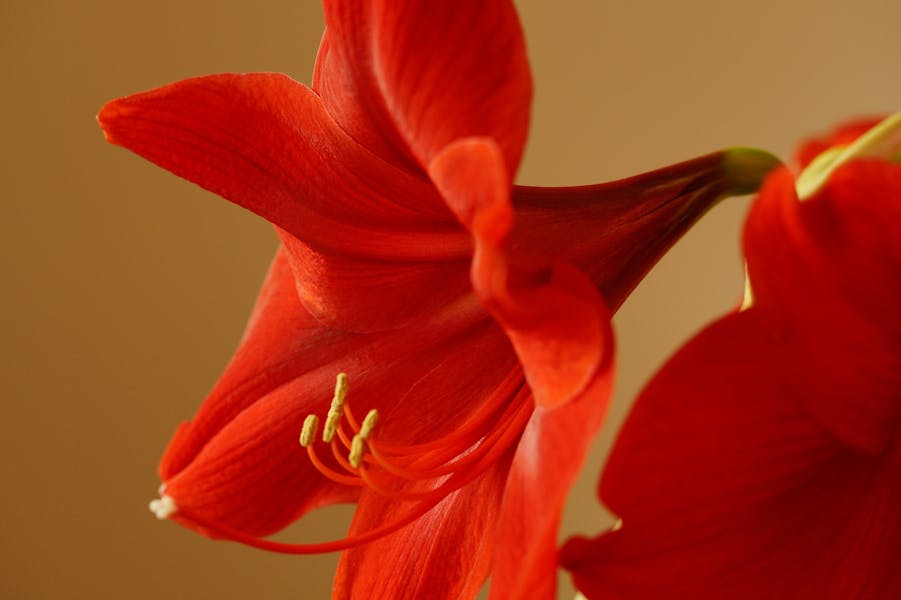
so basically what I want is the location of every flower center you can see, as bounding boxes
[299,372,532,508]
[150,371,532,555]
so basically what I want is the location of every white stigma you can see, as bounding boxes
[149,495,177,520]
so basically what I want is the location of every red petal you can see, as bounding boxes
[429,137,611,408]
[276,228,471,334]
[490,371,614,600]
[98,73,475,332]
[163,274,519,537]
[331,320,525,598]
[314,0,532,174]
[561,311,901,599]
[745,164,901,453]
[333,453,514,600]
[160,247,358,535]
[159,246,346,481]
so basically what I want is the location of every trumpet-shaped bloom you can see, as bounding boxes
[561,116,901,599]
[99,1,776,597]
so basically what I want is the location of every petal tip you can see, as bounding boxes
[96,98,130,144]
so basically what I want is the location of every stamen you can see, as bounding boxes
[149,494,177,519]
[206,371,535,556]
[359,409,379,438]
[348,409,379,468]
[299,414,319,447]
[305,443,363,486]
[349,435,366,469]
[329,438,358,472]
[323,372,349,443]
[292,370,532,549]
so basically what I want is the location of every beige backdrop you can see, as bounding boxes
[3,0,899,598]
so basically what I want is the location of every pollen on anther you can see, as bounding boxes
[349,434,366,468]
[333,372,348,402]
[149,495,177,520]
[360,409,379,439]
[323,372,349,443]
[300,414,319,447]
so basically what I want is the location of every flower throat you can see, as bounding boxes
[151,372,531,553]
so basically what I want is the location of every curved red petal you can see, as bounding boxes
[315,0,532,174]
[333,320,523,598]
[163,288,518,537]
[166,371,361,538]
[99,73,475,332]
[333,454,514,600]
[98,73,453,239]
[561,311,901,599]
[429,137,610,408]
[276,228,471,334]
[490,370,614,600]
[158,246,361,535]
[159,246,346,481]
[745,163,901,453]
[312,24,417,172]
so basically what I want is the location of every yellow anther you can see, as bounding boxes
[349,434,366,469]
[323,372,349,443]
[360,409,379,439]
[333,372,349,404]
[323,412,341,443]
[347,410,378,469]
[300,414,319,447]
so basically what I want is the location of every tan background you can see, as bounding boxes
[2,0,899,598]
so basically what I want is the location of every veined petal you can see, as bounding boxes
[276,229,471,334]
[561,311,901,599]
[334,453,514,600]
[98,73,474,331]
[160,247,360,535]
[166,369,361,538]
[490,371,614,600]
[163,282,517,537]
[315,0,532,174]
[429,138,610,409]
[745,164,901,454]
[159,246,349,481]
[98,73,453,240]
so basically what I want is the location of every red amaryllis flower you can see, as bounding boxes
[561,115,901,599]
[98,1,776,597]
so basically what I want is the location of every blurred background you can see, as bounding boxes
[2,0,899,597]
